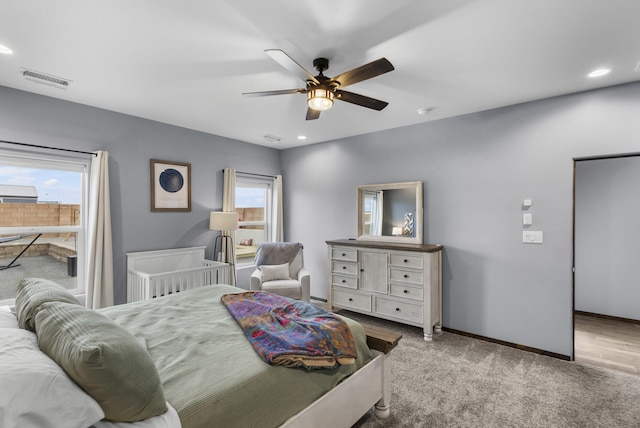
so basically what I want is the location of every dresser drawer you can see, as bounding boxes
[333,289,372,312]
[389,253,424,269]
[375,297,423,324]
[332,261,358,276]
[389,284,423,301]
[331,274,357,289]
[332,247,358,262]
[389,268,423,285]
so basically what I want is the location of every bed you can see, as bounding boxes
[0,278,400,428]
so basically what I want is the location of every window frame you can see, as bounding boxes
[234,173,274,267]
[0,147,90,304]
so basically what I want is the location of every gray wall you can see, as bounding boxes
[281,81,640,357]
[3,81,639,357]
[0,86,281,304]
[575,156,640,320]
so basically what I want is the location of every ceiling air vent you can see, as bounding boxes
[20,68,72,89]
[264,134,282,144]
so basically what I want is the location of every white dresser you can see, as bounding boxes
[327,239,443,341]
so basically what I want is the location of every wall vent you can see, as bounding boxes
[20,68,72,89]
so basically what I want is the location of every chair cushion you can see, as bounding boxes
[260,263,290,281]
[261,280,303,300]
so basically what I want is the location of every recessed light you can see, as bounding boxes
[587,68,611,78]
[0,45,13,55]
[297,135,307,140]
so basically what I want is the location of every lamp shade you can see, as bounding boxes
[307,87,334,111]
[209,212,238,231]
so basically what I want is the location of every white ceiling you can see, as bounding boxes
[1,0,639,149]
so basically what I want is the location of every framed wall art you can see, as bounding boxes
[150,159,191,212]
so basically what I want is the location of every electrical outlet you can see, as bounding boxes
[523,230,543,244]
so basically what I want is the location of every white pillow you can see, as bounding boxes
[0,328,105,428]
[260,263,291,281]
[0,306,18,328]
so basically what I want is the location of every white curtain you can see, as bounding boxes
[86,150,114,309]
[368,190,384,236]
[273,175,284,242]
[222,168,236,285]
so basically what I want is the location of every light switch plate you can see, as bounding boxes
[523,199,532,207]
[523,213,532,225]
[523,230,543,244]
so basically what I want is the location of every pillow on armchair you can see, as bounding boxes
[259,263,290,281]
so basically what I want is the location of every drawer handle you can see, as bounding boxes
[403,274,409,278]
[360,269,364,272]
[404,259,409,263]
[342,266,347,269]
[342,279,346,283]
[395,307,401,312]
[348,298,353,302]
[342,253,346,256]
[403,289,409,294]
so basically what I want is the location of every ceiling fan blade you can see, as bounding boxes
[306,107,321,120]
[332,58,394,88]
[242,88,306,97]
[335,90,389,111]
[265,49,319,84]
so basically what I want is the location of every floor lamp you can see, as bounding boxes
[209,211,238,284]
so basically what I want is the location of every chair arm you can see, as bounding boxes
[297,268,311,302]
[250,268,263,291]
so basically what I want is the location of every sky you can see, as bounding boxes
[235,186,265,208]
[0,165,81,204]
[1,166,266,206]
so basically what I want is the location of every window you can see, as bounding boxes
[362,190,383,236]
[0,149,89,304]
[234,174,273,266]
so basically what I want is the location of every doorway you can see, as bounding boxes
[573,155,640,375]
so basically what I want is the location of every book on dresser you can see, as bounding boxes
[326,239,443,341]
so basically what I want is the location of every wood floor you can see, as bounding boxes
[574,313,640,375]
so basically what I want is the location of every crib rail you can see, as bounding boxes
[127,260,229,302]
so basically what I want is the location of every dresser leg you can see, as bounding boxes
[434,324,442,333]
[423,331,433,341]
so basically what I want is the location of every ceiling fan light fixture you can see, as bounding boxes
[307,87,334,111]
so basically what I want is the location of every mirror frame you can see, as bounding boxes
[357,181,423,244]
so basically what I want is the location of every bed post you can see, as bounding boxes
[373,350,392,418]
[363,324,401,419]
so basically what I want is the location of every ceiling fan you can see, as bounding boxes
[243,49,394,120]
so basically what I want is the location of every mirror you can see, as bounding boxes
[357,181,423,244]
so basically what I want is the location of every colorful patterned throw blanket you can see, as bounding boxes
[221,291,357,369]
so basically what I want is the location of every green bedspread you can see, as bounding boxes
[99,284,373,428]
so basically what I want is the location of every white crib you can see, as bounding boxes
[126,246,229,302]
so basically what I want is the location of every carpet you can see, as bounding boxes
[338,310,640,428]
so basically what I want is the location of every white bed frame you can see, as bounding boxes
[124,246,394,427]
[281,350,392,427]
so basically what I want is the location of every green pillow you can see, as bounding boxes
[35,301,167,422]
[15,278,80,332]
